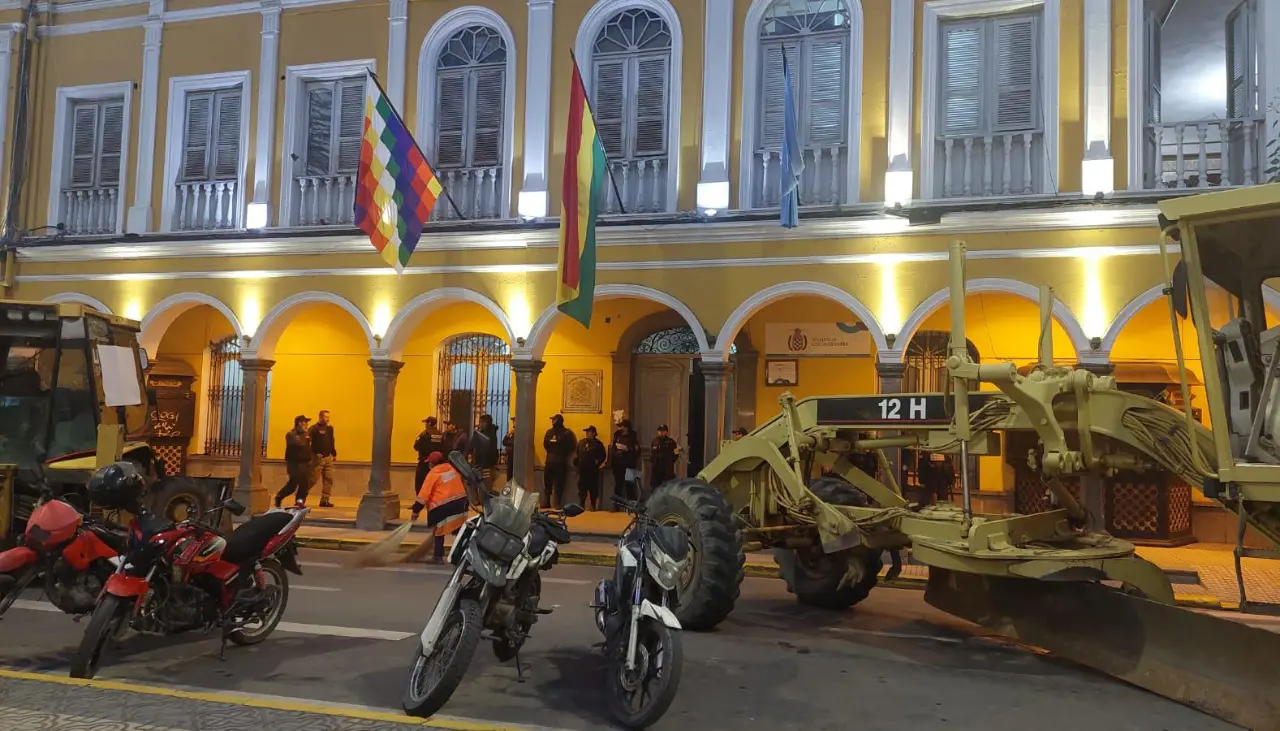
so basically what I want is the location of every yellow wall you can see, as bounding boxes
[916,293,1079,366]
[744,296,878,419]
[266,303,374,462]
[390,302,512,464]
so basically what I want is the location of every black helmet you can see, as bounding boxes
[87,461,146,511]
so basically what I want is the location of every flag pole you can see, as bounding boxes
[568,49,627,216]
[365,70,467,221]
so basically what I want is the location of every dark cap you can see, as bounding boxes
[657,424,669,431]
[294,414,311,424]
[551,414,564,424]
[423,416,437,425]
[585,425,597,434]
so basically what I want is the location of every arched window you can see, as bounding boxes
[591,8,673,214]
[753,0,851,209]
[434,26,507,220]
[436,333,512,441]
[634,326,701,355]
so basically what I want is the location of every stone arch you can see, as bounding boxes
[886,278,1091,364]
[738,0,864,208]
[523,283,709,360]
[574,0,684,212]
[1102,282,1280,356]
[43,292,112,314]
[139,292,245,355]
[246,291,376,360]
[713,281,888,361]
[416,6,518,216]
[381,288,516,361]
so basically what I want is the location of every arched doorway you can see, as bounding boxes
[436,333,513,442]
[632,325,705,475]
[901,330,980,503]
[203,334,270,458]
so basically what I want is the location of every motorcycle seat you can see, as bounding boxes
[647,525,689,562]
[222,512,293,565]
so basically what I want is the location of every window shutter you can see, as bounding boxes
[181,92,212,181]
[631,54,667,157]
[470,66,504,167]
[805,37,846,146]
[992,16,1037,131]
[435,71,467,168]
[1144,9,1161,124]
[69,103,100,188]
[212,89,242,180]
[941,22,982,133]
[759,42,799,147]
[1226,0,1256,119]
[335,77,366,173]
[304,82,334,176]
[592,58,627,158]
[97,101,124,186]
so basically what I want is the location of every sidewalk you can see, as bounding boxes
[308,497,632,538]
[293,521,1280,612]
[0,669,500,731]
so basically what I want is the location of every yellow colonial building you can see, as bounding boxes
[0,0,1277,541]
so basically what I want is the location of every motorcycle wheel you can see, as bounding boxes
[229,559,290,646]
[607,618,684,730]
[0,567,38,618]
[403,597,483,718]
[69,594,131,679]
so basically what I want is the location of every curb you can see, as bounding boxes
[294,534,1220,608]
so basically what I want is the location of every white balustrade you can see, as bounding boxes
[291,173,357,227]
[1143,117,1266,190]
[751,146,846,209]
[173,181,238,231]
[59,186,120,236]
[933,131,1043,199]
[601,157,668,215]
[431,166,505,221]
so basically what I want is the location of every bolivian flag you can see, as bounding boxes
[556,61,606,328]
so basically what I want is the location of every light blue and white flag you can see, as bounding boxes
[779,53,804,229]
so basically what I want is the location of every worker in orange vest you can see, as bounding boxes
[408,452,470,564]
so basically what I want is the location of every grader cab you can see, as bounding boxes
[646,184,1280,731]
[0,302,211,544]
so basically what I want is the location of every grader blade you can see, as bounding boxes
[925,568,1280,731]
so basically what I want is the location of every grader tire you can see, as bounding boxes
[807,475,871,507]
[146,476,209,524]
[775,549,882,611]
[646,478,745,632]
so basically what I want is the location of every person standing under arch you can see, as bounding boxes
[610,418,640,503]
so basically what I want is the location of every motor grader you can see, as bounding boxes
[646,183,1280,731]
[0,301,214,545]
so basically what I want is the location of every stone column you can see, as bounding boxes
[875,360,908,486]
[701,361,733,467]
[250,2,281,226]
[385,0,408,110]
[883,0,915,205]
[517,0,554,217]
[358,359,404,530]
[126,19,163,233]
[1081,0,1113,196]
[235,358,274,513]
[511,359,544,488]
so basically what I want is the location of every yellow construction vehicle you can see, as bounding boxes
[0,302,212,544]
[645,184,1280,731]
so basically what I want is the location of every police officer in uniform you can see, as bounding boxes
[649,424,681,490]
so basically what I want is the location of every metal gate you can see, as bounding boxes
[204,335,270,457]
[902,331,980,501]
[436,334,512,442]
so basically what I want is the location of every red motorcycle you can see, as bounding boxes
[69,462,307,679]
[0,483,125,619]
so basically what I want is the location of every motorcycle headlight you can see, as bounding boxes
[646,544,684,591]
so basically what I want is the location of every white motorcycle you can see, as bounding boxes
[592,496,689,729]
[402,452,583,718]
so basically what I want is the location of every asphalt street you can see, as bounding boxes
[0,547,1240,731]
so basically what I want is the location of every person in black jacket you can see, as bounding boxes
[275,415,315,507]
[609,418,640,502]
[503,418,516,483]
[650,424,681,489]
[575,425,607,510]
[542,414,575,508]
[466,413,501,496]
[413,417,444,491]
[308,410,337,508]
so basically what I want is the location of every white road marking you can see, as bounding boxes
[823,626,966,644]
[8,600,59,614]
[304,561,591,584]
[275,622,413,641]
[303,562,343,569]
[291,585,341,592]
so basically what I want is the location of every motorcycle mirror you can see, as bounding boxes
[222,498,246,517]
[562,503,586,518]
